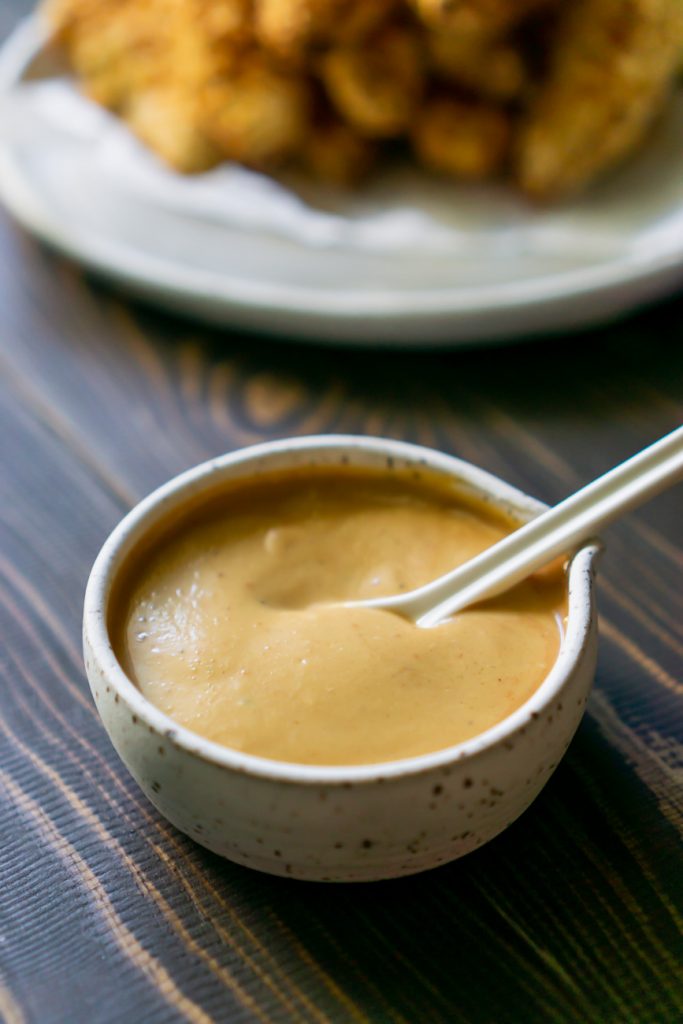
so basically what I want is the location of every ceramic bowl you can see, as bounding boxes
[83,436,600,882]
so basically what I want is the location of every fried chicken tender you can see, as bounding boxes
[131,0,254,170]
[45,0,163,110]
[517,0,683,199]
[321,26,424,137]
[45,0,683,196]
[201,58,312,167]
[299,117,376,184]
[255,0,397,64]
[427,29,528,100]
[47,0,310,171]
[125,89,221,172]
[412,96,511,179]
[410,0,550,37]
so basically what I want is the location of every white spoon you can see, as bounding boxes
[350,425,683,628]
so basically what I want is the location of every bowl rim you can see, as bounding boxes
[83,435,600,785]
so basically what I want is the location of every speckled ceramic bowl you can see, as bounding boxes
[83,436,600,882]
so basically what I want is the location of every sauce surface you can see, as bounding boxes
[113,470,566,765]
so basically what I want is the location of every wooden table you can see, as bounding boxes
[1,5,682,1022]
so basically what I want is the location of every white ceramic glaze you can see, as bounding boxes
[83,436,600,881]
[3,19,683,345]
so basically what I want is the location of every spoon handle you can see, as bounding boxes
[387,425,683,628]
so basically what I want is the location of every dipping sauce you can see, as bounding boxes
[112,469,566,766]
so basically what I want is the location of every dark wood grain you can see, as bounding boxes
[1,4,682,1022]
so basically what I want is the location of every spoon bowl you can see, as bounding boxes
[348,426,683,627]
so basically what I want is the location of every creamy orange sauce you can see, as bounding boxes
[113,469,566,765]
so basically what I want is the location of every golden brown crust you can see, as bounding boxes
[516,0,683,199]
[43,0,683,195]
[201,58,312,167]
[409,0,552,37]
[320,26,424,138]
[255,0,398,65]
[299,117,376,184]
[426,29,528,101]
[44,0,161,111]
[412,95,511,179]
[125,89,221,172]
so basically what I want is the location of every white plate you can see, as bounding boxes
[2,16,683,346]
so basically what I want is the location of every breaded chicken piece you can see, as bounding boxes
[46,0,683,195]
[517,0,683,198]
[45,0,163,110]
[321,26,424,137]
[255,0,397,64]
[125,88,221,171]
[412,95,511,178]
[46,0,250,94]
[168,2,311,168]
[299,117,376,184]
[149,0,252,164]
[410,0,550,37]
[427,29,528,100]
[201,58,312,167]
[46,0,309,171]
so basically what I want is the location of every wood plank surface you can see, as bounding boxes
[1,4,682,1021]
